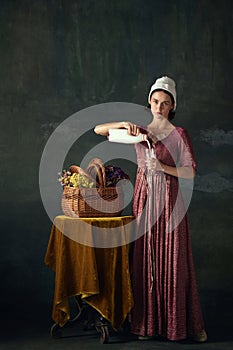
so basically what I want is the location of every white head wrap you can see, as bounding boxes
[148,76,177,110]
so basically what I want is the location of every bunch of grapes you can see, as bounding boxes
[69,173,94,188]
[105,165,130,187]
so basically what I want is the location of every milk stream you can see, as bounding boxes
[108,127,157,169]
[108,128,156,163]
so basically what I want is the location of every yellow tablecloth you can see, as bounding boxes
[44,215,135,330]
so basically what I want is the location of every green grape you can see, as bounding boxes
[71,174,95,188]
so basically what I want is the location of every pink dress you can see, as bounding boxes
[130,126,205,341]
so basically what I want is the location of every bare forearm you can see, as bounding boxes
[94,122,127,136]
[94,121,139,136]
[160,163,195,179]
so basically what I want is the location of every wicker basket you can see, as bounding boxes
[62,186,124,218]
[61,158,124,218]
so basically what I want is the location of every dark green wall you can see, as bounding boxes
[0,0,232,337]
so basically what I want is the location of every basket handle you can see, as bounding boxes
[86,158,106,188]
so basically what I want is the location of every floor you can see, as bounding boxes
[1,310,233,350]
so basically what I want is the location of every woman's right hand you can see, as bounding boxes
[121,122,140,136]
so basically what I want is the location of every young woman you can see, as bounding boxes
[94,76,207,342]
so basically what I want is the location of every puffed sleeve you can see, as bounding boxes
[178,129,197,171]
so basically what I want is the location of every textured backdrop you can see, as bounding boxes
[0,0,232,336]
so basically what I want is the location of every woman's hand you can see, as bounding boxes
[145,157,164,172]
[121,122,140,136]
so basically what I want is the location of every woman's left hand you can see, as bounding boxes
[145,157,164,172]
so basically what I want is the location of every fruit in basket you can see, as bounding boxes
[58,160,129,189]
[69,173,94,188]
[58,169,94,188]
[105,165,130,187]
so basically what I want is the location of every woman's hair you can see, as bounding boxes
[148,89,176,120]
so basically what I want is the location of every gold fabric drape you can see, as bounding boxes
[44,215,134,330]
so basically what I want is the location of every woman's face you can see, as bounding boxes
[149,90,174,119]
